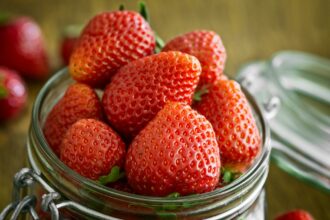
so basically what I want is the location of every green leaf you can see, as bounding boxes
[139,2,149,22]
[193,86,209,102]
[166,192,180,198]
[223,170,232,184]
[0,85,8,99]
[138,2,165,53]
[155,33,165,53]
[119,4,125,11]
[98,166,125,185]
[221,167,242,184]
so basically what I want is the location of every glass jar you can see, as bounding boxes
[2,68,272,220]
[237,51,330,192]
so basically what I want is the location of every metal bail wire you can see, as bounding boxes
[0,168,61,220]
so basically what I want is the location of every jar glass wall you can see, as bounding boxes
[27,68,271,219]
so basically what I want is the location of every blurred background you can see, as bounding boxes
[0,0,329,219]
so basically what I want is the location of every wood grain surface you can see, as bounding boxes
[0,0,329,219]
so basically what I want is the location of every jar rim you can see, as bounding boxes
[31,68,271,204]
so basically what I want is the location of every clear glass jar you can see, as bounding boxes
[6,68,272,220]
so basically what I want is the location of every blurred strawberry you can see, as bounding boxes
[0,66,27,121]
[0,15,49,79]
[60,25,81,65]
[274,209,314,220]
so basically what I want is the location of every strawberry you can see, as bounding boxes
[0,16,49,79]
[195,80,261,172]
[43,83,103,156]
[125,102,220,196]
[60,25,81,65]
[274,210,314,220]
[0,66,27,121]
[60,119,126,180]
[163,30,227,86]
[61,36,78,65]
[102,51,201,139]
[69,11,155,88]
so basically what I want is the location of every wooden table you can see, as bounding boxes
[0,0,329,219]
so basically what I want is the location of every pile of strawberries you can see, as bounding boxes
[43,5,261,197]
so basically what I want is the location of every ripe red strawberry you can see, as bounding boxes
[102,51,201,139]
[125,102,220,196]
[43,83,103,156]
[0,16,49,79]
[195,80,261,172]
[69,11,155,87]
[163,30,226,86]
[0,66,27,121]
[274,210,314,220]
[60,119,126,180]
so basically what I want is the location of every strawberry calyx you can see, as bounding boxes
[99,166,125,185]
[221,167,242,184]
[193,86,209,102]
[138,2,164,53]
